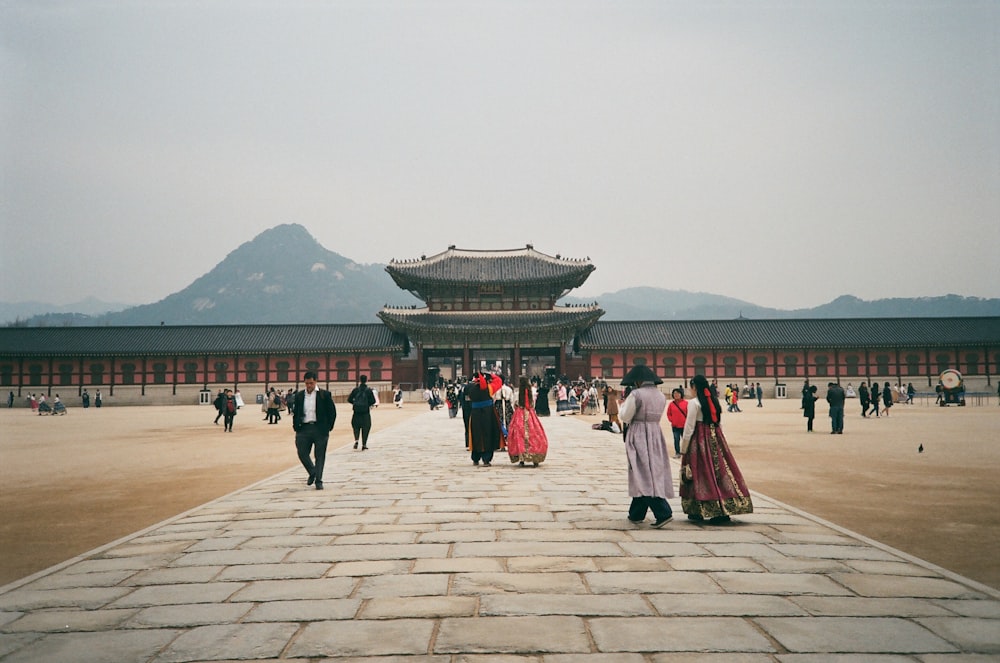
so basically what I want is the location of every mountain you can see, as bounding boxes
[0,297,133,326]
[97,224,420,325]
[5,226,1000,326]
[561,288,1000,320]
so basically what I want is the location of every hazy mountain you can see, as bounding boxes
[5,226,999,326]
[561,288,1000,320]
[0,297,133,326]
[96,224,421,325]
[3,224,420,326]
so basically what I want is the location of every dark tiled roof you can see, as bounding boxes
[378,306,604,334]
[580,318,1000,350]
[386,246,595,288]
[0,324,404,357]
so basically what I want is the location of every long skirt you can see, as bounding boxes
[506,405,548,465]
[535,391,551,417]
[679,422,753,520]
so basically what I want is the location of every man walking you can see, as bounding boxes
[348,375,375,450]
[826,381,846,435]
[291,371,337,490]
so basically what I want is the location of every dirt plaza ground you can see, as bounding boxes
[1,393,998,590]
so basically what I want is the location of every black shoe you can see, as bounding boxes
[353,442,358,449]
[307,473,315,486]
[315,481,324,490]
[687,514,704,522]
[362,445,367,450]
[653,516,674,528]
[483,462,491,467]
[627,517,643,524]
[708,515,731,524]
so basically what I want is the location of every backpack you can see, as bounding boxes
[353,387,370,412]
[227,398,235,413]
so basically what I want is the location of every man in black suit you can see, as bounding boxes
[292,371,337,490]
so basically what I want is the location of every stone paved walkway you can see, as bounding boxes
[1,410,998,662]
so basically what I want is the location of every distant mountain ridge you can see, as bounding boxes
[560,288,1000,320]
[4,225,999,326]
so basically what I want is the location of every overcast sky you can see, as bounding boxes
[2,1,998,310]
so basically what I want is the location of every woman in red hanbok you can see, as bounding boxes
[679,374,753,523]
[507,376,548,466]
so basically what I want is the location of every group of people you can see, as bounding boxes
[620,366,753,527]
[24,392,68,415]
[802,379,920,434]
[858,380,913,417]
[289,372,380,490]
[285,367,750,529]
[212,388,240,431]
[261,387,293,425]
[460,372,549,468]
[17,390,102,412]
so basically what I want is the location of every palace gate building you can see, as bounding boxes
[1,246,998,405]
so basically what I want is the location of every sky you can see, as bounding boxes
[2,1,998,310]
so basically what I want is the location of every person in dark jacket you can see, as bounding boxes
[347,375,376,450]
[802,385,818,432]
[291,371,337,490]
[826,382,846,434]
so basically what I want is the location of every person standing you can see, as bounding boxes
[222,389,237,432]
[619,364,675,528]
[802,385,818,432]
[81,389,90,408]
[680,374,753,523]
[493,376,515,449]
[826,381,846,434]
[869,382,880,417]
[348,375,375,450]
[267,389,282,424]
[446,382,459,419]
[882,381,893,417]
[534,380,551,416]
[465,372,501,467]
[393,385,404,408]
[755,382,763,407]
[858,381,870,417]
[506,376,548,466]
[95,390,102,408]
[665,387,688,457]
[6,391,13,408]
[605,385,621,431]
[213,389,226,425]
[291,371,337,490]
[555,381,571,415]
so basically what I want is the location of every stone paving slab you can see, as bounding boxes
[1,410,999,661]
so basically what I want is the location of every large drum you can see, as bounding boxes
[939,369,965,406]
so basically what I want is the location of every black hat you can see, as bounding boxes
[621,364,662,386]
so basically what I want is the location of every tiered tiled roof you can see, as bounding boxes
[386,246,595,294]
[580,317,1000,350]
[377,306,605,335]
[0,324,404,357]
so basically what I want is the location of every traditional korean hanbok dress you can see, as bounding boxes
[506,391,548,466]
[679,398,753,521]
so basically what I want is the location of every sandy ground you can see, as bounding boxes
[1,395,998,589]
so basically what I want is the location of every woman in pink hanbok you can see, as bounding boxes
[507,376,548,466]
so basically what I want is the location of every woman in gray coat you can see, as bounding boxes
[619,364,675,528]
